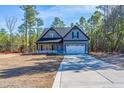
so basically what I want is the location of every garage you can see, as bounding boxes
[66,44,86,54]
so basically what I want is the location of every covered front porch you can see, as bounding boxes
[36,38,63,54]
[37,43,63,54]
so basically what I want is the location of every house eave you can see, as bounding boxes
[36,38,63,44]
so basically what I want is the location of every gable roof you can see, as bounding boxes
[54,27,72,37]
[63,26,90,40]
[36,25,89,43]
[40,27,72,38]
[41,27,62,38]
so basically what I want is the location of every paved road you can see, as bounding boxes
[53,55,124,88]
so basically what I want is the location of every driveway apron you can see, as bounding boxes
[52,55,124,88]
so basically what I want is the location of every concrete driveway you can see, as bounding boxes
[53,54,124,88]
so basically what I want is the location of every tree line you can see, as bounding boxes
[0,5,124,53]
[87,5,124,53]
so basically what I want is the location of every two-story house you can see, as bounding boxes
[36,25,89,54]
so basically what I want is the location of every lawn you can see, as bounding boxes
[90,52,124,68]
[0,54,63,88]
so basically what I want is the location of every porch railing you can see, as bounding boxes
[36,50,63,54]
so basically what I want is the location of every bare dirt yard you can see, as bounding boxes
[0,54,18,58]
[0,54,63,88]
[90,52,124,68]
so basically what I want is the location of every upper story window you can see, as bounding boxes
[72,31,79,39]
[51,33,54,38]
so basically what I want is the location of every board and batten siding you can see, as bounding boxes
[43,30,61,38]
[63,28,88,41]
[63,28,89,54]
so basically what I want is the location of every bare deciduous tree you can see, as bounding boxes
[5,16,17,52]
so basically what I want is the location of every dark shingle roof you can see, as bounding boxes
[40,27,72,38]
[36,26,89,43]
[54,27,72,37]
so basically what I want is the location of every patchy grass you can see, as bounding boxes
[0,54,63,88]
[90,52,124,68]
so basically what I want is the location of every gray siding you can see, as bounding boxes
[63,28,89,54]
[37,26,89,54]
[63,28,88,40]
[43,30,61,38]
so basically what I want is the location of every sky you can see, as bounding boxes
[0,5,97,32]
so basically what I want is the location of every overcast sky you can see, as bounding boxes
[0,5,97,32]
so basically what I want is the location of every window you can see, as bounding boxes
[51,33,54,38]
[72,32,79,38]
[41,45,42,50]
[52,45,54,50]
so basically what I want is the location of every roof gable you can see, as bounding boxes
[54,27,71,37]
[63,26,89,40]
[36,25,89,43]
[41,27,62,38]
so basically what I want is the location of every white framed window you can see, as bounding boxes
[72,31,79,38]
[51,33,54,38]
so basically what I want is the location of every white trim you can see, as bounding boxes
[37,50,57,54]
[51,33,54,38]
[65,44,86,54]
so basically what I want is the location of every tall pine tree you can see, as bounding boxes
[20,5,38,52]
